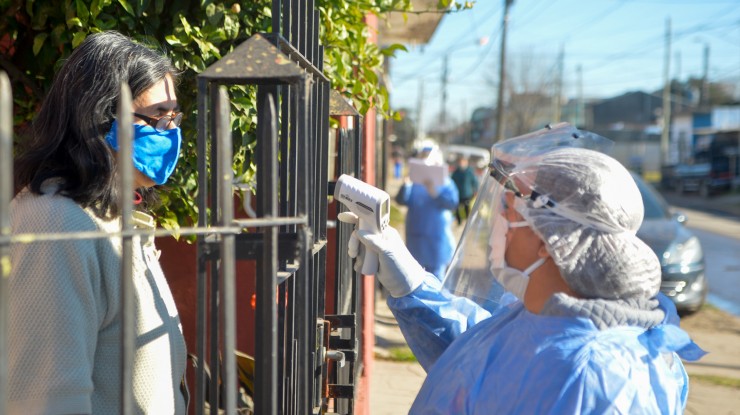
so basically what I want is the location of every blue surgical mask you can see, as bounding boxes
[105,120,182,185]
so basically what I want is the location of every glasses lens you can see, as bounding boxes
[155,113,183,131]
[172,112,183,127]
[155,117,169,131]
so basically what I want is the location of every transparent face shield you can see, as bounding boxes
[441,123,614,311]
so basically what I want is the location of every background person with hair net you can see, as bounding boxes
[340,124,704,414]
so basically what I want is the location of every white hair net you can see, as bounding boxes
[512,148,661,300]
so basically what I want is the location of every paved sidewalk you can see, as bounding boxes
[370,297,426,415]
[370,174,464,414]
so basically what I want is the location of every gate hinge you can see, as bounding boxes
[327,384,354,399]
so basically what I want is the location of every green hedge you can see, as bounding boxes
[0,0,468,233]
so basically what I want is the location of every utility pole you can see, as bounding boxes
[441,54,449,142]
[701,43,710,108]
[576,64,583,128]
[553,45,564,124]
[416,79,425,140]
[494,0,514,142]
[674,51,681,83]
[462,99,468,144]
[660,17,672,168]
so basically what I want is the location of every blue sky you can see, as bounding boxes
[387,0,740,131]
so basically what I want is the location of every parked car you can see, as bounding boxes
[632,173,708,313]
[441,144,491,179]
[661,131,740,197]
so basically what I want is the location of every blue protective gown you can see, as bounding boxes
[396,180,459,280]
[387,273,704,414]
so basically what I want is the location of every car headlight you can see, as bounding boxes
[662,236,703,266]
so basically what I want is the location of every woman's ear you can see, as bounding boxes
[537,241,550,259]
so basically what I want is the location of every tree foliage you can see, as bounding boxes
[0,0,468,232]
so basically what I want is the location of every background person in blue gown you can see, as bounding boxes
[395,144,459,280]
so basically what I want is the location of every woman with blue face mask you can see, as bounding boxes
[9,31,187,414]
[340,124,705,414]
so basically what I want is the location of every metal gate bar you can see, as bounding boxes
[255,86,279,414]
[327,89,363,413]
[0,71,12,415]
[115,85,136,415]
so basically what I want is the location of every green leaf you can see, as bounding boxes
[364,68,378,84]
[72,31,87,48]
[30,4,50,29]
[438,0,453,8]
[32,33,48,56]
[164,34,182,46]
[25,0,35,17]
[223,14,237,37]
[75,0,90,25]
[381,43,408,57]
[117,0,135,16]
[135,0,147,16]
[94,17,117,30]
[91,0,101,18]
[66,17,83,28]
[160,215,181,240]
[205,2,216,20]
[179,15,193,36]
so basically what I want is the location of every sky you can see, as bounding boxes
[387,0,740,132]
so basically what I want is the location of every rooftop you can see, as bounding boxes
[377,0,445,46]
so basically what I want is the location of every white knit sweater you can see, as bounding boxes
[8,187,187,414]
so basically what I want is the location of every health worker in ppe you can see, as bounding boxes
[340,123,705,414]
[395,144,459,280]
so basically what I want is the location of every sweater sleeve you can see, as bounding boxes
[8,193,116,415]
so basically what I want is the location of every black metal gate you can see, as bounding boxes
[192,1,364,413]
[0,1,365,414]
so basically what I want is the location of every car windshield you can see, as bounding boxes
[632,174,670,219]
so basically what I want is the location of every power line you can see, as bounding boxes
[514,0,626,43]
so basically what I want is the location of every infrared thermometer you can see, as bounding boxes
[334,174,391,275]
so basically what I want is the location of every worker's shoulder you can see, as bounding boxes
[566,326,651,368]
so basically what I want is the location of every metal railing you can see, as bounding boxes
[191,0,365,413]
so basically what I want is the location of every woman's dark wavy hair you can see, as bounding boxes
[14,31,176,219]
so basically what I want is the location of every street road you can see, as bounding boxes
[673,207,740,316]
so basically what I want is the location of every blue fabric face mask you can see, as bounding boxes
[105,120,182,185]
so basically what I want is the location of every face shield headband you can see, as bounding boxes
[440,123,615,311]
[490,163,628,235]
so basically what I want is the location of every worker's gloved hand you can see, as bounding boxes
[423,179,438,198]
[338,212,425,297]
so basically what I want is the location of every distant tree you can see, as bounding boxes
[670,77,736,107]
[390,108,417,151]
[489,50,556,136]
